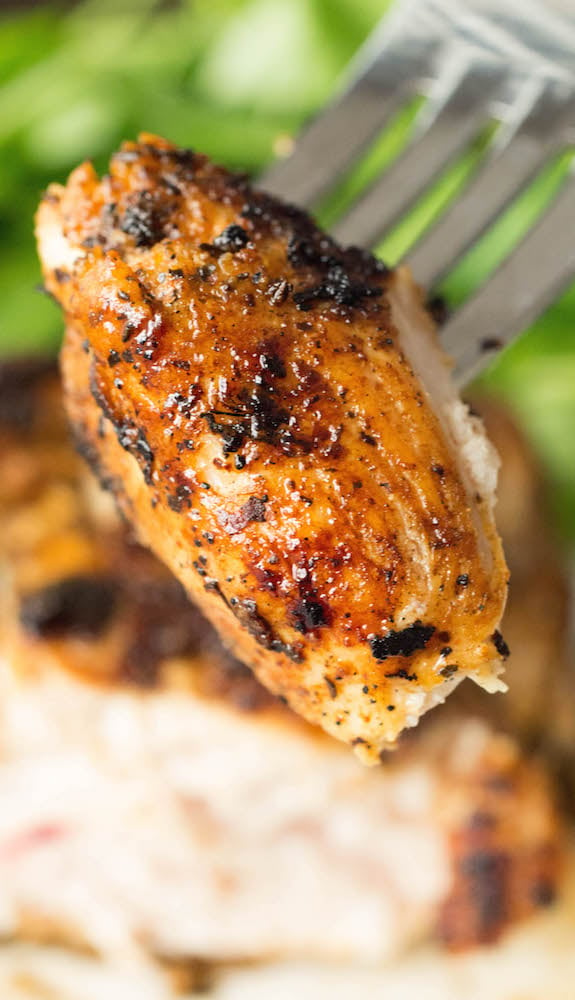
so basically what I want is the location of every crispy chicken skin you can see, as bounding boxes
[36,134,509,760]
[0,361,563,967]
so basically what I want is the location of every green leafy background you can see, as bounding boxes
[1,0,573,545]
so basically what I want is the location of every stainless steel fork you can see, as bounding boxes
[262,0,575,385]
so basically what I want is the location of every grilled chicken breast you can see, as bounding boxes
[3,870,575,1000]
[3,854,575,1000]
[0,361,561,972]
[36,134,509,760]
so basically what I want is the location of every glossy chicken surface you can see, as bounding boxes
[36,134,509,760]
[0,362,562,971]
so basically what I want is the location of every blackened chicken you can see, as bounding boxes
[36,134,509,760]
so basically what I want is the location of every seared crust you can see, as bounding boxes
[36,134,509,760]
[39,137,506,761]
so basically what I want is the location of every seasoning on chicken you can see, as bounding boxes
[0,362,561,973]
[36,134,509,761]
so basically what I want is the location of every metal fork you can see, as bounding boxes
[262,0,575,385]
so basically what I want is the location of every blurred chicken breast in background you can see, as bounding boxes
[0,360,565,988]
[2,877,575,1000]
[36,134,510,760]
[449,395,575,789]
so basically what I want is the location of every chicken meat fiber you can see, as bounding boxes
[36,134,509,761]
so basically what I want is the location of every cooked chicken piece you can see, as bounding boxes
[0,361,561,971]
[2,851,575,1000]
[36,134,509,761]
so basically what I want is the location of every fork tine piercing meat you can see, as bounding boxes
[36,134,509,761]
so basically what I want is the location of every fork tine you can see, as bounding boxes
[406,85,573,288]
[441,168,575,386]
[330,62,505,248]
[261,83,407,208]
[261,2,443,207]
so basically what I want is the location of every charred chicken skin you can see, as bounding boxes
[36,134,509,760]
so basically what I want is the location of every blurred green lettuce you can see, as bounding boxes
[0,0,573,544]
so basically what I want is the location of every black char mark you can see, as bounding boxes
[119,190,172,248]
[213,224,250,253]
[385,667,418,681]
[291,596,328,634]
[199,224,250,257]
[88,363,155,483]
[201,384,289,456]
[202,412,246,455]
[231,599,303,663]
[19,575,118,639]
[165,384,202,418]
[167,481,193,513]
[116,421,155,484]
[285,235,388,312]
[369,621,436,661]
[293,260,383,311]
[491,629,510,658]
